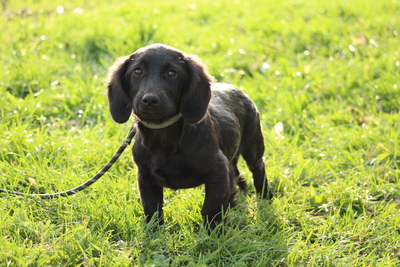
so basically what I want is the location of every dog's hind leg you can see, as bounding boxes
[241,115,272,200]
[230,154,247,191]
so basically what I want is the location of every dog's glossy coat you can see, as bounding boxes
[107,44,270,229]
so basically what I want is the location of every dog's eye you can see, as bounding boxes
[167,70,177,78]
[133,68,143,76]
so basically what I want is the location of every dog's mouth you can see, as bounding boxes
[133,94,179,124]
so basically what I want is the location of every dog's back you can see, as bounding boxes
[210,83,264,164]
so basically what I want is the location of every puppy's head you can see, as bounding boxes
[106,44,213,125]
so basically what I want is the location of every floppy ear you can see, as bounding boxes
[106,56,133,124]
[181,55,213,124]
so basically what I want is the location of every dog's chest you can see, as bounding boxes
[149,151,203,190]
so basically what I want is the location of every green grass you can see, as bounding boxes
[1,0,399,265]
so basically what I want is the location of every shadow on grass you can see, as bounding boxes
[135,195,288,266]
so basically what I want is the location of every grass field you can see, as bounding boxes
[1,0,400,266]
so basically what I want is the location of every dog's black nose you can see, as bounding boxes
[142,94,160,106]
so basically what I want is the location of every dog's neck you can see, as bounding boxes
[136,113,182,130]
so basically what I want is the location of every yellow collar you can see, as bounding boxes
[137,113,182,129]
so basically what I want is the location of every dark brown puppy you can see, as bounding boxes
[107,44,271,230]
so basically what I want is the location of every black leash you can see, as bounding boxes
[0,125,137,199]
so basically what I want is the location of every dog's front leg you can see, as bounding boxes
[201,167,231,232]
[137,170,164,226]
